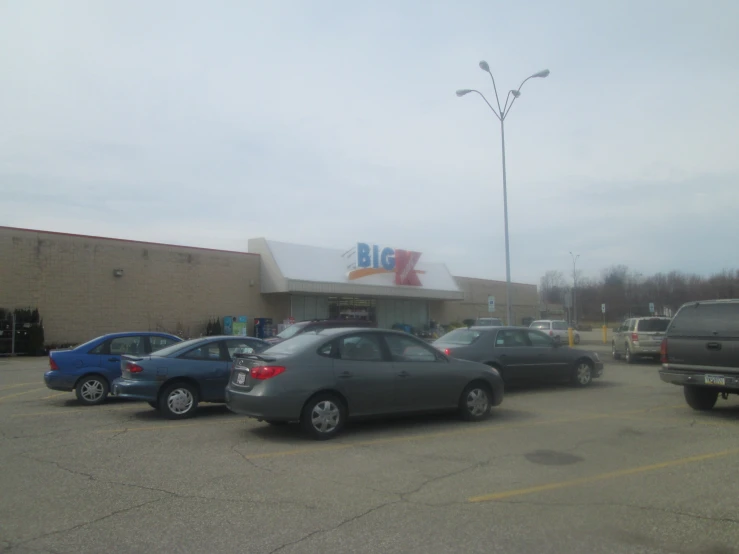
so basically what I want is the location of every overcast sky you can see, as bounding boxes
[1,1,738,285]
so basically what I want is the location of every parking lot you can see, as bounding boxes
[1,351,738,554]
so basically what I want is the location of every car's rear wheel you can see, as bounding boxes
[611,342,621,360]
[625,345,635,364]
[159,382,199,419]
[683,386,718,411]
[301,394,346,440]
[572,360,593,387]
[75,375,109,406]
[459,382,492,421]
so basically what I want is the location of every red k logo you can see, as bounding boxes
[394,250,422,286]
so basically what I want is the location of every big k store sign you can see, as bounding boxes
[248,238,464,330]
[347,243,423,286]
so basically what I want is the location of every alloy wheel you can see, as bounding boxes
[310,400,340,434]
[81,379,105,402]
[466,388,490,417]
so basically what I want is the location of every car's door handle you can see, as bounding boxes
[338,371,352,379]
[706,342,722,351]
[397,371,410,378]
[108,357,119,362]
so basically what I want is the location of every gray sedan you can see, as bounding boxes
[225,328,504,440]
[432,326,603,387]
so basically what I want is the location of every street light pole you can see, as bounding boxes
[570,251,579,325]
[457,63,549,327]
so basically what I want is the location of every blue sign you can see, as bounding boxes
[357,242,395,271]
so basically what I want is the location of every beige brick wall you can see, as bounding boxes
[0,227,273,345]
[430,276,539,326]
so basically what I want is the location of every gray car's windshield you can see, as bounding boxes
[276,322,309,340]
[151,338,207,357]
[438,328,485,345]
[530,322,549,330]
[262,333,325,355]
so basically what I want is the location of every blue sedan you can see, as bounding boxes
[44,332,182,405]
[111,335,270,419]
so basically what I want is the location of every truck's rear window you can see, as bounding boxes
[670,303,739,336]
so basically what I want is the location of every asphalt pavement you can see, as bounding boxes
[1,353,738,554]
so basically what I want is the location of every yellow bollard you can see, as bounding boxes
[567,327,575,347]
[602,325,608,344]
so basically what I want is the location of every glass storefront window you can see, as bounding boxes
[327,296,376,322]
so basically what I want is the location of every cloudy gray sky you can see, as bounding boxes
[1,0,738,285]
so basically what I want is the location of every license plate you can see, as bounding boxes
[704,375,725,386]
[236,372,246,385]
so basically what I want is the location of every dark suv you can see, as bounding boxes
[265,319,375,345]
[659,299,739,411]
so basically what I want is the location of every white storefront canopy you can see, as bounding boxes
[249,238,464,301]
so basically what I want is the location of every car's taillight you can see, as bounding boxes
[660,339,668,363]
[250,366,286,380]
[444,348,451,356]
[631,333,639,342]
[127,362,144,373]
[49,358,59,371]
[549,330,554,336]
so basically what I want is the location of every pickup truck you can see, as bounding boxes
[659,299,739,411]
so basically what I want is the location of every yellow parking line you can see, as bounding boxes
[97,418,243,434]
[468,448,739,503]
[13,409,86,418]
[0,387,49,402]
[40,392,69,400]
[612,413,737,428]
[13,404,157,418]
[0,382,40,391]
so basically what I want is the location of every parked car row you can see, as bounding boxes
[42,318,609,439]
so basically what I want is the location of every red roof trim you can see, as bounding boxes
[0,226,259,257]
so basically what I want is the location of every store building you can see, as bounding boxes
[0,227,539,346]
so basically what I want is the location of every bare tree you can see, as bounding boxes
[540,270,567,304]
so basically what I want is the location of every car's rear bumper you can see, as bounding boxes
[659,370,739,390]
[44,371,76,392]
[225,387,303,422]
[111,378,159,401]
[632,343,662,356]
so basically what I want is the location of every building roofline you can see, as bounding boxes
[0,226,259,257]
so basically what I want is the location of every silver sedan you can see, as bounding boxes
[225,328,504,440]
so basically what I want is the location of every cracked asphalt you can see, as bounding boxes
[1,353,738,554]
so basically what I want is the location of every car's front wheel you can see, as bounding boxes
[459,382,492,421]
[301,394,346,440]
[683,386,718,411]
[574,334,581,345]
[75,375,109,406]
[611,342,621,360]
[572,360,593,387]
[159,382,199,419]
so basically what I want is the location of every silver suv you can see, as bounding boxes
[612,316,671,363]
[529,320,580,344]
